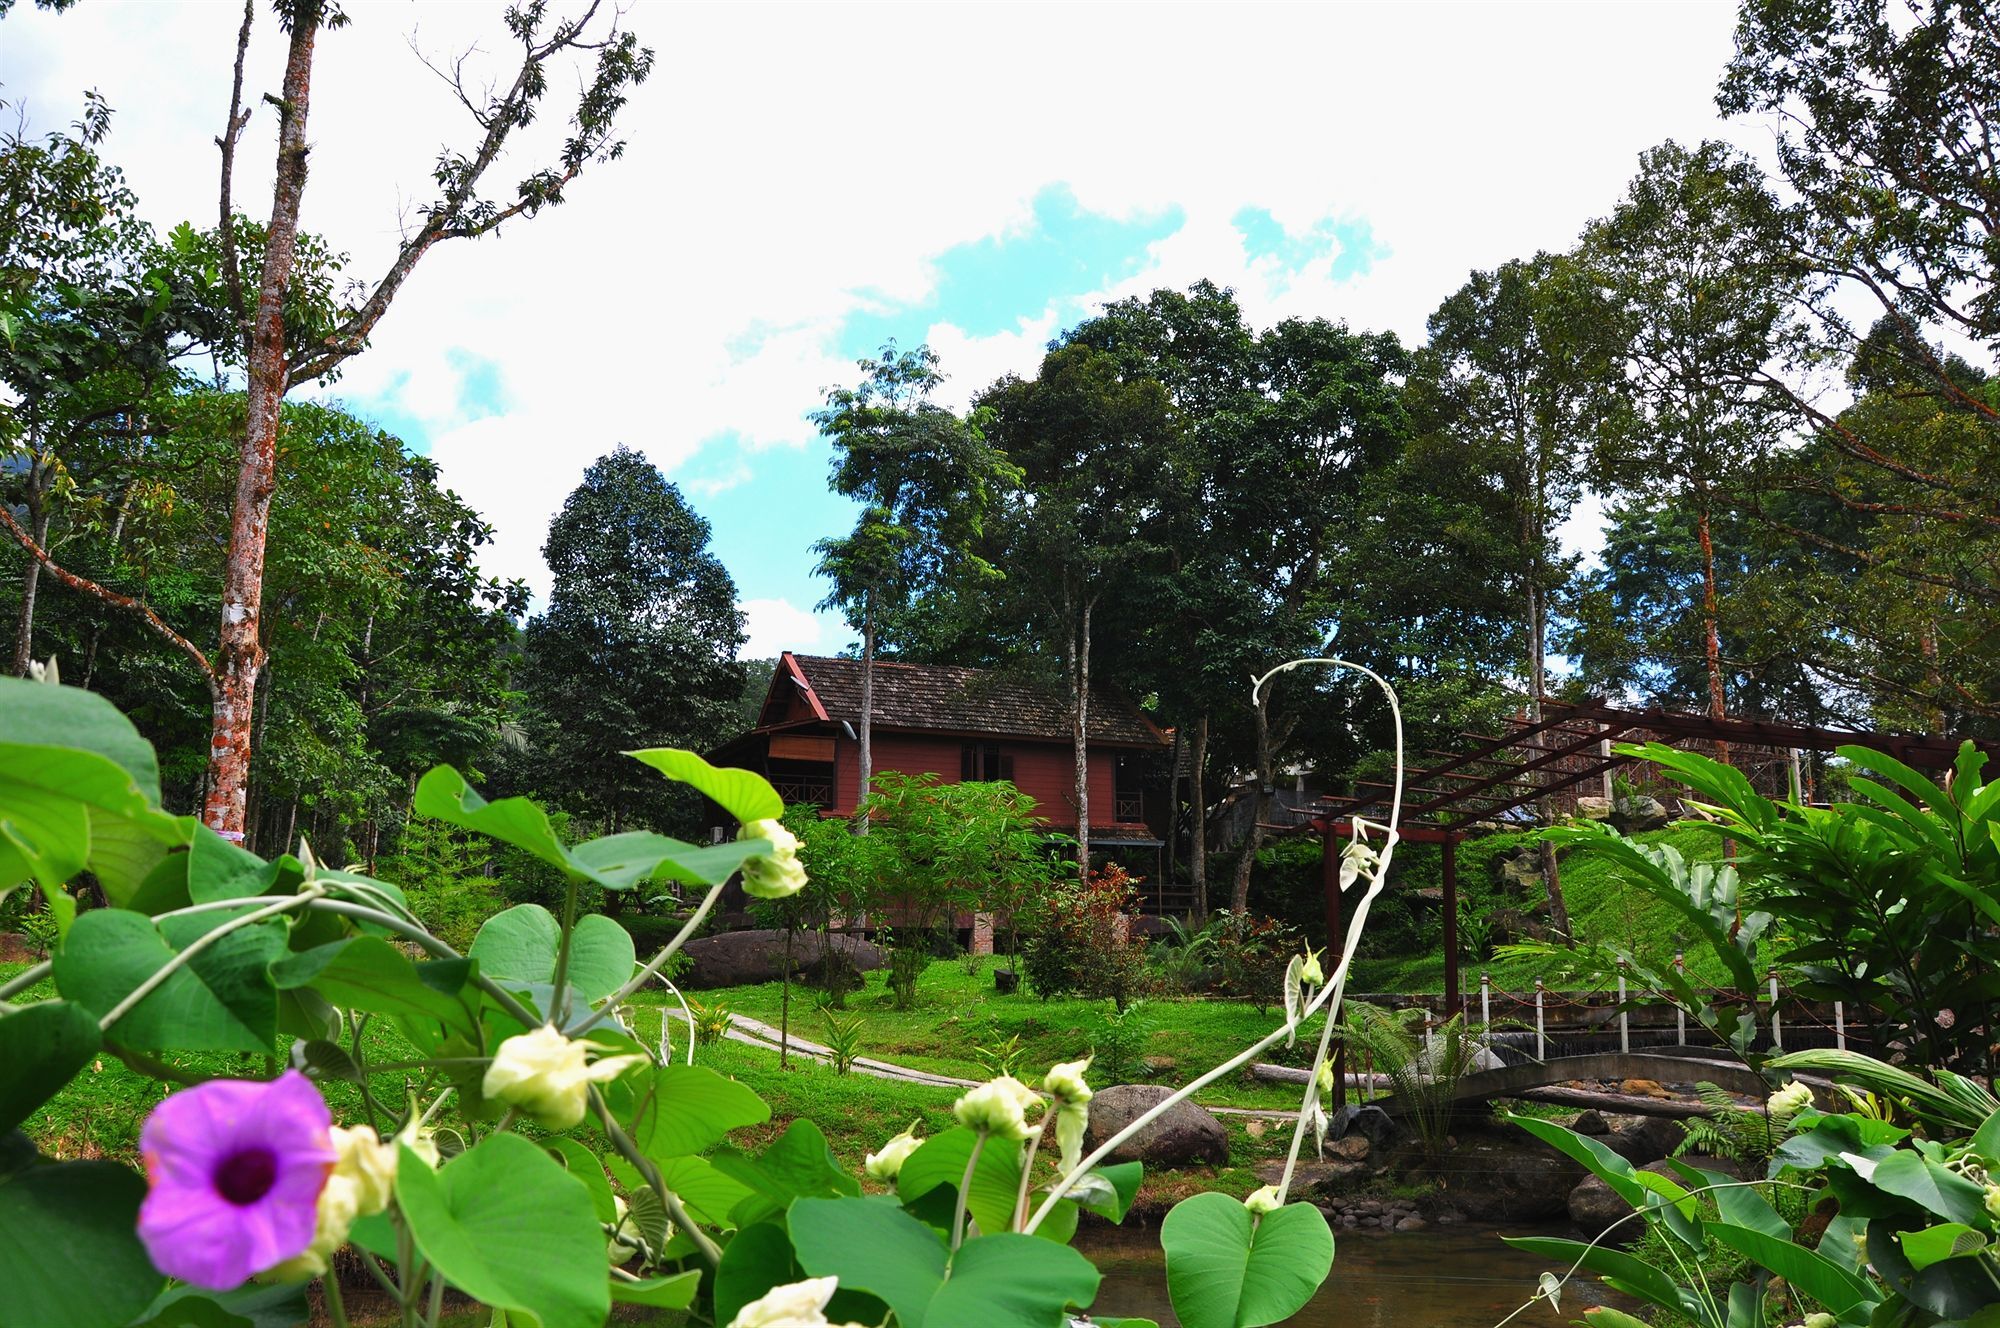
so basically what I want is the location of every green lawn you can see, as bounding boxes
[629,958,1319,1114]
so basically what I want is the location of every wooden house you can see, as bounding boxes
[711,652,1172,864]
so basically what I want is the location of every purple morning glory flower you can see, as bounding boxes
[138,1070,337,1289]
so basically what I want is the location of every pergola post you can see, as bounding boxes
[1443,833,1462,1018]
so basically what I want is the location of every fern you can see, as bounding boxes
[1674,1081,1776,1164]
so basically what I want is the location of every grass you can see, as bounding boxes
[1349,824,1732,993]
[632,957,1321,1113]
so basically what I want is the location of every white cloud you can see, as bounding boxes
[3,0,1754,595]
[739,597,823,660]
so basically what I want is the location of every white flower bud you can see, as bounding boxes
[1298,947,1325,986]
[738,819,808,899]
[1243,1184,1283,1215]
[483,1024,647,1131]
[1044,1059,1093,1173]
[952,1076,1043,1142]
[864,1125,923,1181]
[608,1195,649,1264]
[1338,840,1379,892]
[395,1116,442,1170]
[727,1275,868,1328]
[1985,1184,2000,1222]
[258,1125,394,1282]
[1766,1080,1814,1121]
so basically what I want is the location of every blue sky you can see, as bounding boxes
[5,0,1754,660]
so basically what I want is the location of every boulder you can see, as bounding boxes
[1611,795,1673,835]
[1571,1110,1610,1135]
[1329,1104,1400,1150]
[679,929,885,989]
[1328,1134,1370,1162]
[1425,1116,1587,1222]
[1617,1114,1688,1161]
[1574,796,1614,822]
[1496,849,1546,895]
[1618,1078,1672,1099]
[1084,1085,1230,1167]
[1569,1156,1743,1241]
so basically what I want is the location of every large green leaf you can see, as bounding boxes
[925,1232,1102,1328]
[0,679,161,799]
[621,1065,769,1160]
[1869,1150,1991,1226]
[710,1119,859,1227]
[132,1282,311,1328]
[415,766,579,876]
[570,831,766,890]
[716,1221,807,1327]
[0,1146,163,1328]
[789,1197,946,1328]
[271,938,477,1041]
[1508,1114,1647,1206]
[1160,1192,1334,1328]
[625,749,783,823]
[542,1137,618,1224]
[1901,1222,1989,1272]
[0,1000,101,1134]
[898,1126,1028,1237]
[397,1133,608,1328]
[1704,1220,1874,1315]
[468,905,634,1004]
[1504,1235,1702,1322]
[608,1272,700,1310]
[53,907,283,1052]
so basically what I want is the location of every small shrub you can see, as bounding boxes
[1208,909,1301,1013]
[1090,1002,1151,1084]
[689,998,733,1046]
[1021,865,1149,1009]
[974,1033,1027,1080]
[820,1010,866,1075]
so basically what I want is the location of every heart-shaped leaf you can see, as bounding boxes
[54,908,284,1053]
[0,1147,162,1328]
[1161,1192,1333,1328]
[625,748,783,823]
[469,905,634,1004]
[396,1133,608,1328]
[0,1001,101,1134]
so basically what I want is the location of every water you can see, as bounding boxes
[1079,1223,1631,1327]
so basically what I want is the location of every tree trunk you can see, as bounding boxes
[1694,500,1729,764]
[1164,726,1182,885]
[855,594,873,835]
[201,4,322,838]
[11,461,51,677]
[1537,838,1571,938]
[1071,594,1093,881]
[1231,693,1274,913]
[1189,715,1209,919]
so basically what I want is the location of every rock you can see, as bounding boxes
[1395,1216,1428,1231]
[1611,795,1672,835]
[1574,796,1613,822]
[1424,1116,1587,1222]
[1084,1085,1230,1167]
[1496,849,1546,895]
[1616,1114,1687,1161]
[1488,907,1548,946]
[1571,1110,1610,1135]
[680,929,885,989]
[1330,1105,1400,1150]
[1570,1157,1720,1242]
[1329,1134,1370,1162]
[1618,1078,1672,1100]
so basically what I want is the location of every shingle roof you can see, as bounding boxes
[784,654,1165,747]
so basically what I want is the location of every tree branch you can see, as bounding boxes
[0,502,218,693]
[214,0,256,344]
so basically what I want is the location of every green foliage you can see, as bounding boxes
[1340,1006,1482,1160]
[1206,910,1301,1015]
[1089,1002,1152,1084]
[819,1009,865,1076]
[517,448,747,837]
[1159,1191,1334,1328]
[1020,864,1149,1009]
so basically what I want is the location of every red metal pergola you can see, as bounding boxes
[1282,699,1995,1022]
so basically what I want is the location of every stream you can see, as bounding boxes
[1076,1223,1631,1327]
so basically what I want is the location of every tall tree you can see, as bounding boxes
[1413,254,1607,716]
[1580,140,1809,732]
[1718,0,2000,714]
[1,1,652,837]
[978,345,1186,878]
[811,342,1014,831]
[521,448,746,834]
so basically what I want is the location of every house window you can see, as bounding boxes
[1114,754,1144,822]
[960,742,1014,783]
[769,760,835,809]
